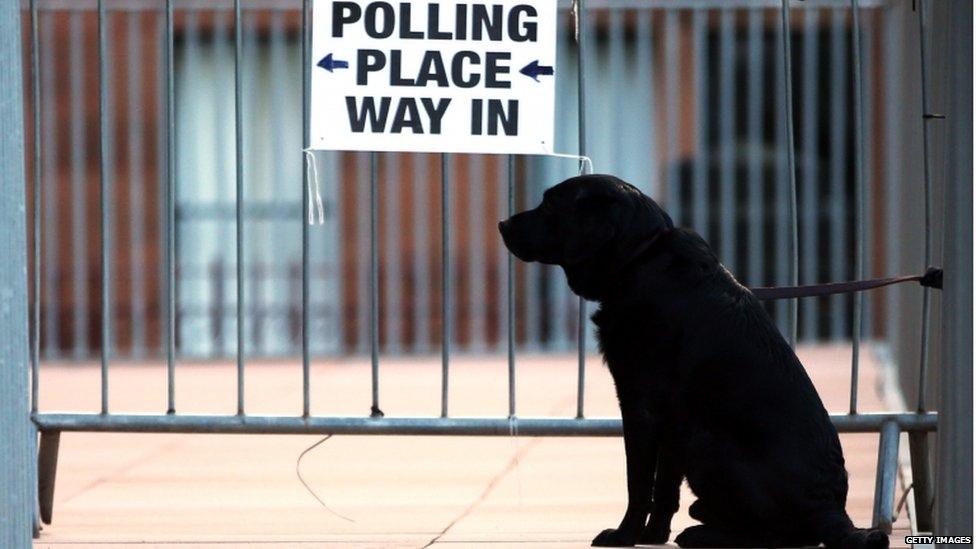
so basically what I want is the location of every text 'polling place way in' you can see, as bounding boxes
[309,0,557,154]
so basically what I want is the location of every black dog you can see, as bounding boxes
[498,175,888,548]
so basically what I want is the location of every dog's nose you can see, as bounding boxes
[498,219,510,236]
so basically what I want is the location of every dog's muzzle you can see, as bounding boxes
[498,218,537,262]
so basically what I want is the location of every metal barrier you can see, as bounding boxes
[2,0,951,542]
[29,0,916,359]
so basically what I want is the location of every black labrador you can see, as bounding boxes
[498,174,888,549]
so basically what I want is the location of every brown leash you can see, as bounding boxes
[621,231,943,300]
[749,267,943,300]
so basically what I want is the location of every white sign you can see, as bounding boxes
[309,0,557,155]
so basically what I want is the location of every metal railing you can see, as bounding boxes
[5,0,952,541]
[27,0,917,359]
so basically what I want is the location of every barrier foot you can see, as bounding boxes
[908,431,935,532]
[872,421,900,533]
[37,430,60,525]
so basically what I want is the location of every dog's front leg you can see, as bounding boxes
[592,398,660,547]
[641,443,681,544]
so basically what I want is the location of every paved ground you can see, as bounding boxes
[33,344,911,548]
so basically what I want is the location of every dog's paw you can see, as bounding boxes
[638,521,670,545]
[865,530,890,549]
[592,527,638,547]
[673,525,710,548]
[840,528,890,549]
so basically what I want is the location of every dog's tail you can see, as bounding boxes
[811,510,889,549]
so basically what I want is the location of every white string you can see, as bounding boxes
[543,152,593,176]
[303,149,326,226]
[571,0,580,42]
[295,434,356,522]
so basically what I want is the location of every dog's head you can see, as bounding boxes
[498,174,673,300]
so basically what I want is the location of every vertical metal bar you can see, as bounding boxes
[440,153,450,418]
[98,0,110,414]
[370,152,380,416]
[910,3,937,529]
[871,421,899,533]
[164,0,176,414]
[41,10,58,360]
[301,0,311,417]
[691,9,708,241]
[915,0,934,413]
[828,9,848,341]
[0,0,32,536]
[746,9,763,286]
[779,0,799,348]
[664,10,680,222]
[800,9,820,340]
[718,9,735,274]
[507,155,516,418]
[27,1,41,500]
[849,0,865,415]
[30,0,41,413]
[574,268,585,413]
[234,0,245,416]
[575,0,587,420]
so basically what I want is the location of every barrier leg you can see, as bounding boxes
[38,430,60,525]
[908,432,934,532]
[872,421,900,533]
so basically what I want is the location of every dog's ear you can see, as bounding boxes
[641,194,674,231]
[567,189,617,264]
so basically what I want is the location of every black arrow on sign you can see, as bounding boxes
[519,60,554,82]
[317,53,349,72]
